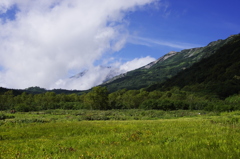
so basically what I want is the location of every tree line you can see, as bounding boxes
[0,86,239,112]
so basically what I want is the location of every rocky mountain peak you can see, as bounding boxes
[143,51,178,69]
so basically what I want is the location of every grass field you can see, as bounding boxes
[1,110,240,159]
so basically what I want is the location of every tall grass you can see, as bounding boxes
[0,110,240,158]
[1,109,221,122]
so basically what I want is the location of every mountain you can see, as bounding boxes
[0,87,23,95]
[149,34,240,98]
[102,34,239,92]
[0,34,239,96]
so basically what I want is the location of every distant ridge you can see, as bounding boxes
[150,33,240,98]
[102,34,239,92]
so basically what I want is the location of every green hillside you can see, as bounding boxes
[151,34,240,98]
[25,86,84,95]
[103,34,237,92]
[0,87,23,96]
[0,86,84,96]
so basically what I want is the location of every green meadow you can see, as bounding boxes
[1,110,240,159]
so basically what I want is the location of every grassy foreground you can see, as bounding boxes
[0,110,240,159]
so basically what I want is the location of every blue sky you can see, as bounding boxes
[116,0,240,60]
[0,0,239,90]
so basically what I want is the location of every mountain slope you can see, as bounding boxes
[102,34,237,92]
[151,34,240,98]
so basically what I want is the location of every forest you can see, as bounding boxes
[0,86,239,113]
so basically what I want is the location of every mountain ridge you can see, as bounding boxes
[101,34,239,92]
[151,33,240,98]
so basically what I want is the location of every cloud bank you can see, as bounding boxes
[53,56,155,90]
[0,0,156,90]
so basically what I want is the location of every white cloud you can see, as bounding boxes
[52,56,155,90]
[128,35,202,49]
[0,0,157,89]
[119,56,155,72]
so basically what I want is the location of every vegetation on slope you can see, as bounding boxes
[151,34,240,99]
[103,34,237,92]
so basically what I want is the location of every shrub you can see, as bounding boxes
[0,113,15,120]
[14,103,31,112]
[80,114,110,121]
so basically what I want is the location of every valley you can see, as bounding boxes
[0,34,240,159]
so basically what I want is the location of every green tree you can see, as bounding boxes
[121,90,140,109]
[0,91,14,110]
[148,90,163,99]
[108,89,127,109]
[84,86,109,110]
[157,99,175,111]
[14,92,36,112]
[225,94,240,110]
[140,99,158,109]
[42,92,57,109]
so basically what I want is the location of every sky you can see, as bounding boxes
[0,0,239,90]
